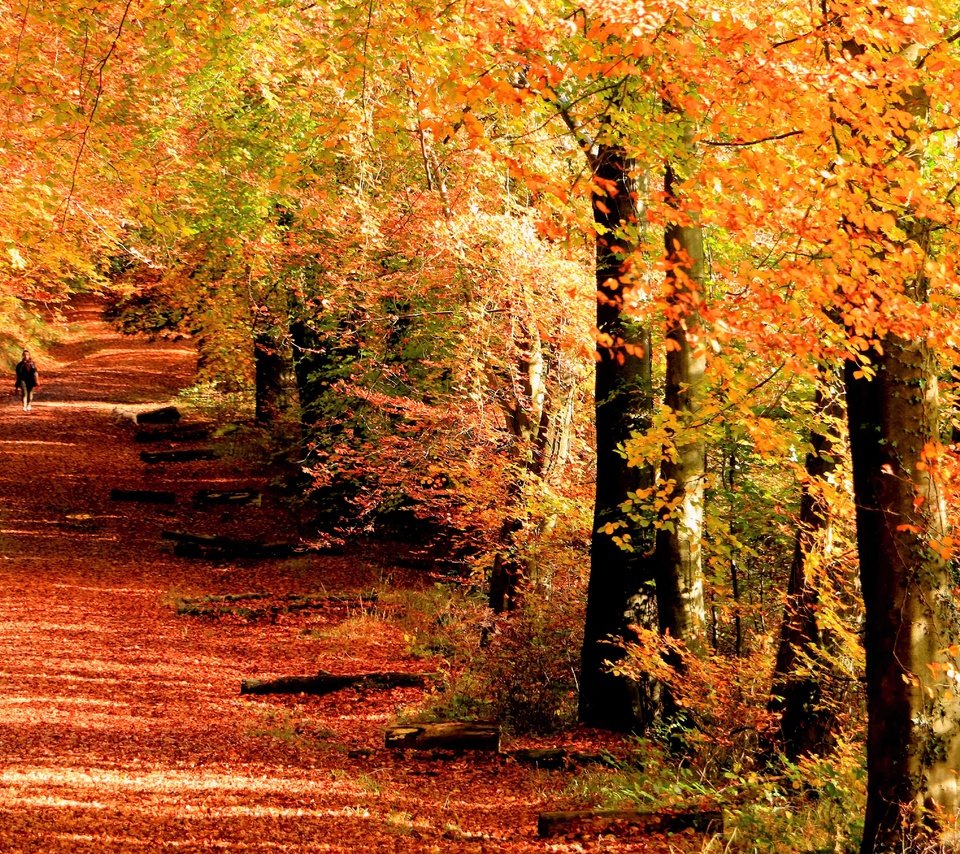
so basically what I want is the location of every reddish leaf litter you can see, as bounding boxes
[0,301,703,852]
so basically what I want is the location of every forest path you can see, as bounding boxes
[0,301,663,853]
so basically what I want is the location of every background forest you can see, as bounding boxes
[3,0,960,851]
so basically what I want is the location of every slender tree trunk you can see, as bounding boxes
[770,380,842,759]
[253,329,290,424]
[846,341,960,852]
[579,144,659,732]
[489,326,575,613]
[727,442,743,657]
[654,157,707,653]
[489,503,524,614]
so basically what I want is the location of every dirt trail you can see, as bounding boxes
[0,303,658,853]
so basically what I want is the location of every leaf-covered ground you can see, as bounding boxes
[0,302,700,852]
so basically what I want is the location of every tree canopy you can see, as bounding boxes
[4,0,960,850]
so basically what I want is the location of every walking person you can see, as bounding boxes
[14,350,39,413]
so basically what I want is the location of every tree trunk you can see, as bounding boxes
[488,509,524,614]
[846,342,960,853]
[289,314,325,429]
[489,329,576,613]
[579,144,658,732]
[289,306,360,432]
[253,329,290,424]
[770,380,842,759]
[654,157,707,653]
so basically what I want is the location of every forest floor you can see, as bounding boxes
[0,300,705,853]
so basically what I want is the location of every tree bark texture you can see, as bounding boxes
[579,144,659,732]
[654,157,707,652]
[289,307,360,432]
[845,343,960,853]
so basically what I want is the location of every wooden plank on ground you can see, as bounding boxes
[162,530,309,560]
[240,670,436,696]
[110,488,177,504]
[537,808,723,838]
[507,748,620,770]
[134,425,210,443]
[193,489,261,506]
[141,449,218,464]
[135,406,181,424]
[385,721,501,752]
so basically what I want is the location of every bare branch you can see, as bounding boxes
[771,16,841,49]
[703,130,802,147]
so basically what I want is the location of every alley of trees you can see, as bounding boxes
[3,1,960,851]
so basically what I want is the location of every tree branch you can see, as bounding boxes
[703,130,802,147]
[60,0,134,229]
[771,16,841,49]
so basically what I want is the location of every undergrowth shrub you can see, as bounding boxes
[620,629,779,774]
[476,595,583,733]
[390,582,583,734]
[564,737,866,854]
[720,739,866,853]
[106,287,187,335]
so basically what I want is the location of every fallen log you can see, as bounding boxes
[135,405,181,425]
[193,489,262,506]
[134,425,210,443]
[507,748,622,771]
[174,592,269,615]
[241,670,436,696]
[174,590,379,617]
[110,488,177,504]
[141,449,218,464]
[385,721,501,752]
[537,807,723,838]
[162,530,309,560]
[509,748,567,769]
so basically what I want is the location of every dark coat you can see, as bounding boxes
[15,359,38,390]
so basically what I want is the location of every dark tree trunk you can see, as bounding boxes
[846,343,960,853]
[489,511,524,614]
[288,305,360,433]
[289,315,325,429]
[827,20,960,847]
[579,144,658,732]
[254,330,290,424]
[770,381,842,759]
